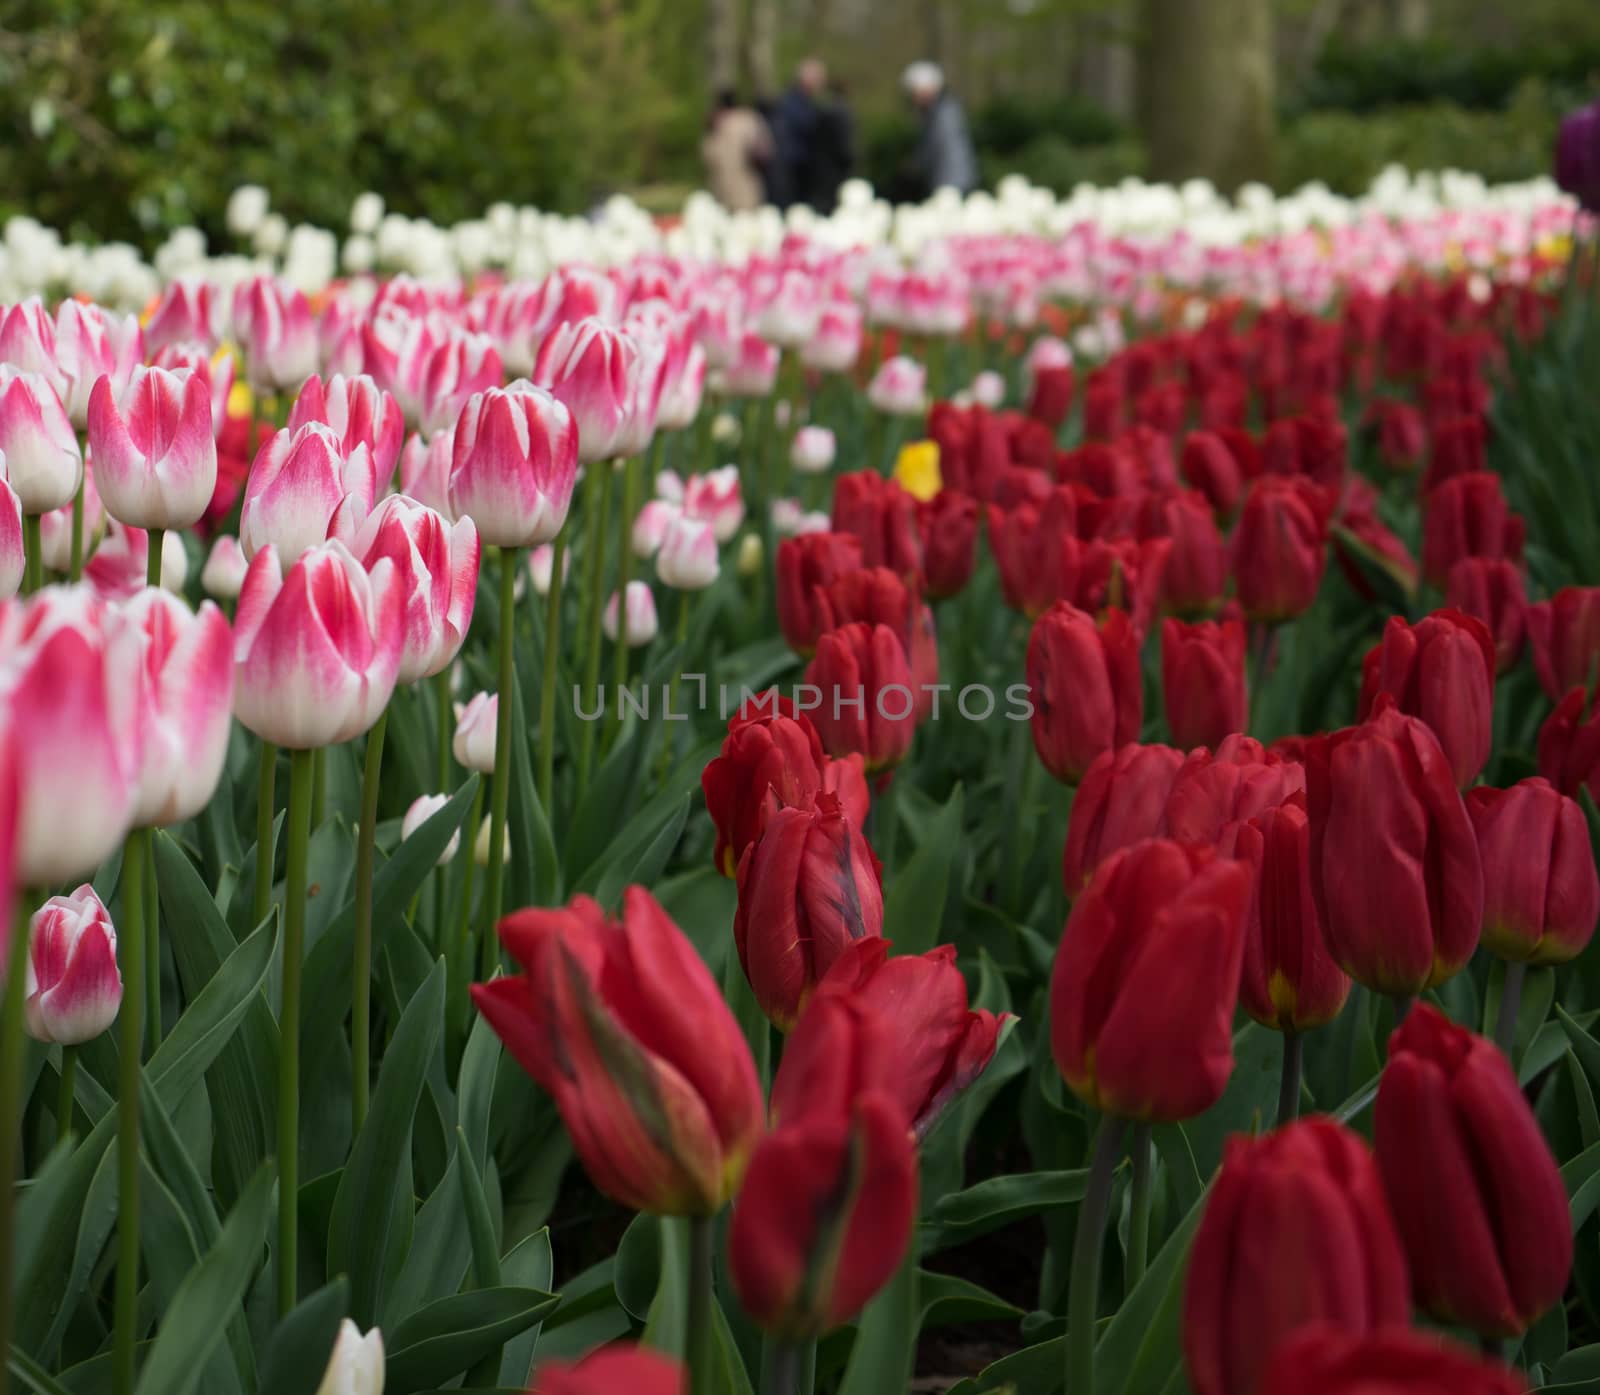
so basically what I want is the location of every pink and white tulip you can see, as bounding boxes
[152,342,232,434]
[84,523,187,600]
[801,300,863,375]
[55,302,144,429]
[289,373,406,485]
[452,691,498,774]
[631,499,680,559]
[970,371,1006,409]
[202,535,249,600]
[532,319,637,464]
[24,886,122,1045]
[719,333,780,398]
[867,355,928,417]
[37,465,103,574]
[420,332,504,436]
[753,268,823,348]
[233,276,319,393]
[0,298,63,399]
[401,794,460,866]
[313,1320,386,1395]
[684,466,745,542]
[447,383,577,547]
[0,367,82,513]
[0,476,22,597]
[657,341,707,432]
[527,541,570,596]
[398,430,453,517]
[240,422,379,560]
[144,277,222,354]
[87,366,218,529]
[603,581,659,647]
[656,514,719,590]
[233,541,404,749]
[790,425,836,476]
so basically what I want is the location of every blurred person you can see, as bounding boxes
[769,57,829,210]
[809,79,857,214]
[902,61,977,196]
[702,89,774,212]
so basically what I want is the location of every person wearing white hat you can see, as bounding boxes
[902,61,978,196]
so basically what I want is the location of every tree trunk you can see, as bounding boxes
[708,0,740,94]
[1138,0,1275,191]
[747,0,779,99]
[1391,0,1429,39]
[1072,14,1136,123]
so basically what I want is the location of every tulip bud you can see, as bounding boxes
[1260,1324,1528,1395]
[289,373,406,486]
[735,531,763,578]
[1184,1118,1410,1395]
[729,1093,917,1341]
[1304,706,1482,996]
[1376,1005,1571,1337]
[527,540,570,597]
[240,422,379,561]
[532,319,638,464]
[145,277,221,355]
[1467,777,1599,965]
[1027,602,1142,786]
[1421,472,1524,587]
[721,333,779,397]
[1062,743,1185,894]
[23,885,123,1045]
[1164,736,1306,846]
[1526,585,1600,703]
[892,441,942,504]
[831,472,922,581]
[656,515,719,590]
[1181,430,1249,520]
[233,541,404,750]
[0,477,22,598]
[1232,476,1329,624]
[1538,686,1600,800]
[683,465,745,542]
[1139,488,1227,616]
[917,489,979,600]
[453,692,498,774]
[804,622,917,772]
[790,425,837,476]
[474,887,764,1214]
[1161,617,1247,753]
[473,815,510,868]
[448,383,578,548]
[420,332,503,437]
[1357,609,1495,790]
[1051,839,1251,1121]
[801,301,863,374]
[401,793,460,866]
[0,367,82,514]
[54,301,143,430]
[776,531,864,654]
[233,277,319,393]
[0,298,61,400]
[603,581,659,647]
[312,1318,384,1395]
[202,535,250,601]
[87,366,218,530]
[532,1346,686,1395]
[867,355,928,417]
[1445,558,1526,675]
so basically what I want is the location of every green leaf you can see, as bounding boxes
[459,1128,502,1290]
[384,1149,470,1328]
[882,784,963,956]
[615,1211,662,1325]
[836,1243,918,1395]
[132,1164,275,1395]
[329,959,446,1326]
[922,1170,1089,1252]
[257,1277,351,1395]
[497,1229,555,1390]
[573,740,720,900]
[508,665,561,911]
[1562,1006,1600,1093]
[1570,1051,1600,1152]
[6,1348,74,1395]
[593,794,692,912]
[565,723,643,885]
[1095,1192,1206,1395]
[642,1216,691,1359]
[457,1013,501,1174]
[385,1287,561,1395]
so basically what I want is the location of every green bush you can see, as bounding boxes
[1300,36,1600,114]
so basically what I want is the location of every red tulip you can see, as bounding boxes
[1181,431,1249,519]
[775,531,864,655]
[1376,1005,1571,1336]
[1421,471,1524,586]
[1062,743,1185,894]
[1051,839,1251,1121]
[1161,618,1247,753]
[804,622,917,772]
[1445,558,1526,675]
[1527,585,1600,703]
[1304,705,1482,995]
[532,1345,686,1395]
[831,471,922,581]
[1421,415,1488,494]
[473,887,763,1215]
[1357,609,1495,790]
[1232,801,1350,1032]
[1232,476,1330,623]
[1027,601,1142,786]
[1184,1118,1409,1395]
[1373,400,1427,472]
[1138,488,1227,615]
[1467,777,1599,965]
[1260,1325,1527,1395]
[986,487,1078,618]
[1163,737,1305,847]
[1538,686,1600,800]
[918,489,980,599]
[733,793,883,1031]
[1027,364,1075,430]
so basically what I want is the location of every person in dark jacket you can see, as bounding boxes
[903,61,978,197]
[768,58,828,210]
[807,80,856,214]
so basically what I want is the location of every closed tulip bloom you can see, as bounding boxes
[527,540,570,597]
[1538,687,1600,800]
[656,514,719,590]
[448,383,578,547]
[1051,839,1251,1121]
[1184,1118,1409,1395]
[54,300,143,429]
[87,366,218,529]
[475,887,764,1214]
[805,622,917,771]
[1233,801,1350,1032]
[1421,472,1524,586]
[1445,558,1527,675]
[681,465,745,542]
[122,589,234,827]
[734,792,883,1030]
[0,475,22,598]
[23,885,123,1045]
[397,428,453,516]
[776,531,864,654]
[453,691,498,774]
[1162,617,1247,753]
[918,489,979,600]
[831,471,922,581]
[152,340,230,434]
[1467,778,1598,965]
[1422,416,1489,495]
[289,373,406,485]
[1140,488,1228,615]
[0,298,61,398]
[240,422,379,561]
[144,277,221,354]
[802,299,863,374]
[813,566,916,651]
[0,367,82,514]
[0,588,144,883]
[202,534,250,600]
[721,332,780,397]
[233,541,404,749]
[233,276,319,392]
[656,340,706,432]
[36,463,103,576]
[867,355,928,417]
[1260,1325,1528,1395]
[401,793,460,866]
[1232,476,1329,623]
[1526,585,1600,703]
[1181,430,1250,519]
[419,332,503,436]
[533,1346,686,1395]
[1164,734,1306,846]
[82,522,186,601]
[1063,742,1185,894]
[791,425,837,476]
[1357,609,1495,789]
[473,815,511,868]
[342,494,479,683]
[603,581,659,648]
[312,1319,384,1395]
[729,1093,917,1340]
[1376,1005,1571,1336]
[1027,364,1074,428]
[1305,705,1482,995]
[532,318,637,464]
[1027,602,1142,786]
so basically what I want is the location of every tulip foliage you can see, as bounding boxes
[0,179,1598,1395]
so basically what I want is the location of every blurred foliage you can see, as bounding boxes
[1298,36,1600,114]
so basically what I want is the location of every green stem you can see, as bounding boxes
[277,748,315,1317]
[56,1044,78,1140]
[115,834,148,1395]
[253,741,277,931]
[352,706,389,1135]
[686,1215,716,1395]
[575,464,612,795]
[451,781,487,1041]
[607,455,641,754]
[146,527,164,589]
[310,747,326,832]
[760,1341,813,1395]
[537,530,567,810]
[0,904,31,1395]
[1127,1124,1151,1293]
[1067,1116,1126,1395]
[657,589,694,785]
[1277,1031,1303,1126]
[21,514,41,594]
[1003,723,1037,911]
[432,669,452,955]
[485,547,518,948]
[144,836,160,1055]
[1494,959,1526,1060]
[69,481,85,581]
